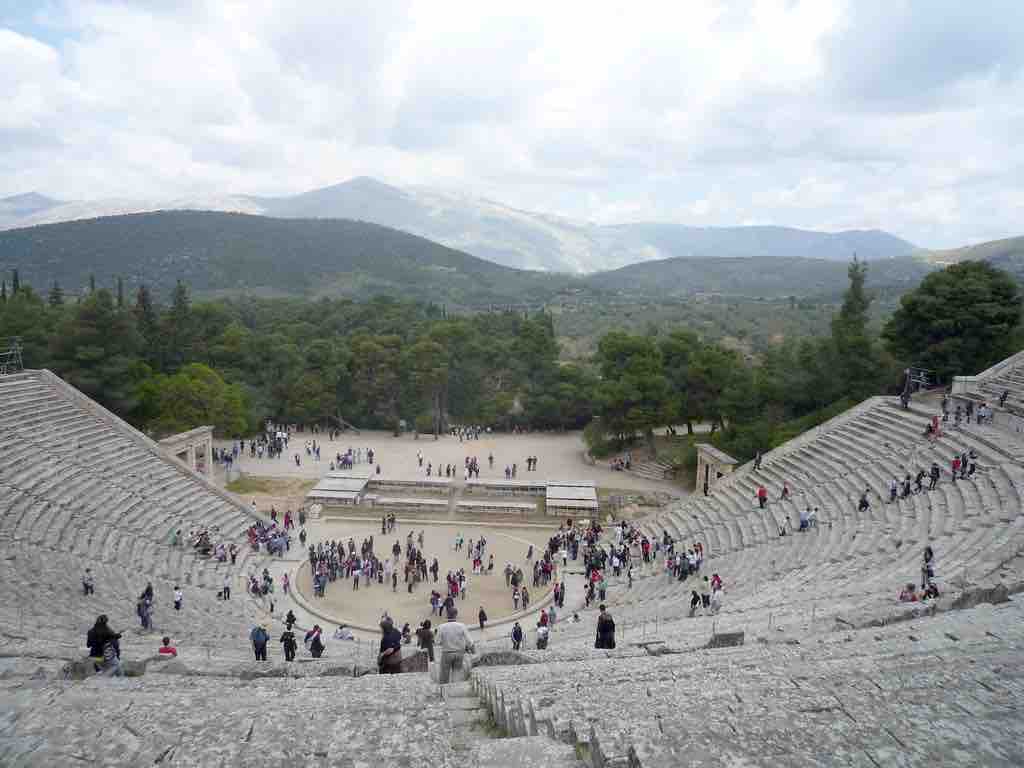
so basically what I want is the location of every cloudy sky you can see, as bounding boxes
[2,0,1022,248]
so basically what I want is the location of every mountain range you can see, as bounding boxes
[0,209,941,311]
[0,178,917,273]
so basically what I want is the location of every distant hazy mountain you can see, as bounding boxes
[0,178,916,273]
[0,192,64,227]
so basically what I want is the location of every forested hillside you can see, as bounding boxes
[588,255,935,299]
[0,211,575,307]
[0,211,935,309]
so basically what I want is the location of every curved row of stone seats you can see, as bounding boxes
[0,371,254,544]
[0,371,285,662]
[0,480,263,589]
[473,599,1024,766]
[0,372,262,585]
[520,394,1024,653]
[971,352,1024,411]
[604,473,1023,645]
[0,541,270,656]
[0,670,459,766]
[639,399,1018,561]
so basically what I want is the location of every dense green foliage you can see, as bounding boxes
[883,261,1023,381]
[585,260,905,462]
[1,257,1019,460]
[0,279,596,437]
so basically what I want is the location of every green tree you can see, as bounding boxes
[143,363,249,436]
[404,338,449,436]
[0,286,55,368]
[162,280,194,371]
[48,280,64,307]
[659,330,700,432]
[11,269,20,295]
[49,289,144,414]
[133,284,160,366]
[831,257,881,399]
[116,277,124,308]
[883,261,1022,381]
[593,331,671,454]
[349,334,402,427]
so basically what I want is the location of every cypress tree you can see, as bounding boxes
[1,280,6,303]
[117,277,124,308]
[11,269,19,295]
[134,284,159,367]
[49,280,64,307]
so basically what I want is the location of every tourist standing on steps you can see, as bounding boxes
[173,586,183,611]
[437,608,475,684]
[511,621,523,651]
[416,620,435,662]
[250,624,269,661]
[921,546,936,589]
[305,625,324,658]
[379,618,403,673]
[222,573,231,600]
[82,568,94,596]
[595,605,616,649]
[138,592,154,631]
[280,629,297,661]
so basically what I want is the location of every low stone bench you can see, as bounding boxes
[370,496,449,511]
[367,478,452,496]
[456,500,537,515]
[464,480,547,497]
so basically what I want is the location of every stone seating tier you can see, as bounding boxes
[474,600,1024,766]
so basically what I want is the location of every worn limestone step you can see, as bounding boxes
[466,736,585,767]
[441,681,475,699]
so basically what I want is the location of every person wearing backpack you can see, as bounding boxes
[250,625,269,661]
[86,615,123,676]
[306,625,325,658]
[511,621,524,651]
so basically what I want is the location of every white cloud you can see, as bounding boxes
[0,0,1022,247]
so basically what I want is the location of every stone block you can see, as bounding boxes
[472,650,536,668]
[397,648,428,673]
[952,583,1010,610]
[704,631,744,649]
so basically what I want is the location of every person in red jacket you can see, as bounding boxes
[158,636,177,657]
[757,485,768,509]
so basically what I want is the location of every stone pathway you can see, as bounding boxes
[442,681,585,767]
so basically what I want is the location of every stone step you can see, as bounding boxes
[465,736,584,767]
